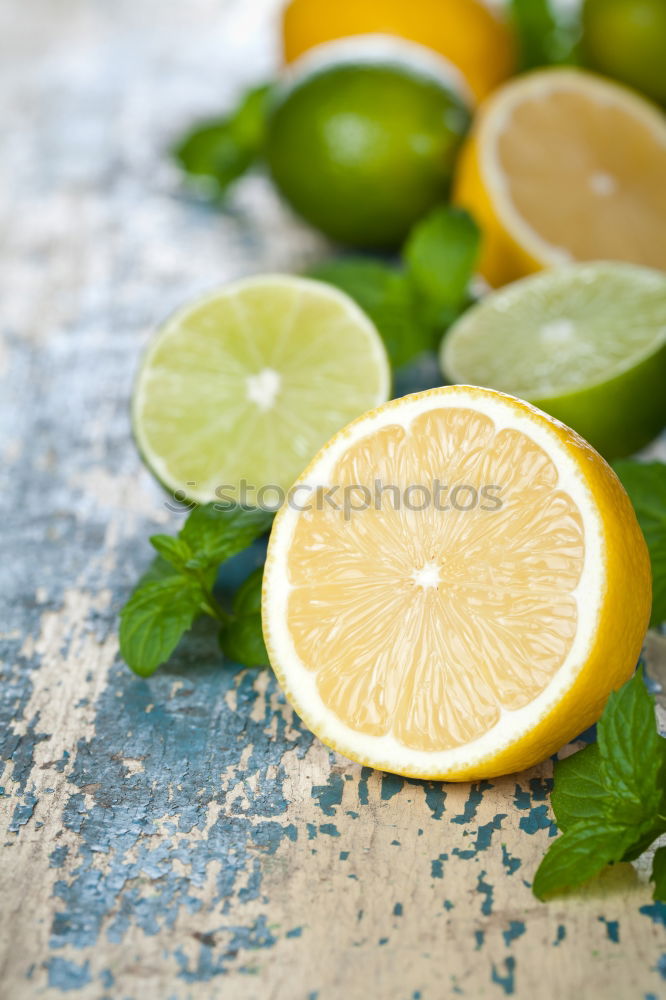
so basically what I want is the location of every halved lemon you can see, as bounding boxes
[262,385,651,780]
[132,275,390,505]
[281,0,516,102]
[454,68,666,286]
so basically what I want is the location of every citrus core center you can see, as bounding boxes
[246,368,281,411]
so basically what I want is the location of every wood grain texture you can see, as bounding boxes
[1,2,665,997]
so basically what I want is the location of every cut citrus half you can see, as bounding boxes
[441,263,666,459]
[132,276,390,505]
[262,385,651,780]
[454,68,666,286]
[281,0,516,102]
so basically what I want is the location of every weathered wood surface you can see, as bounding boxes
[1,1,665,997]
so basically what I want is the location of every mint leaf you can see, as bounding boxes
[551,744,610,831]
[613,461,666,626]
[219,567,268,667]
[119,576,204,677]
[138,554,182,585]
[181,504,272,570]
[509,0,579,70]
[532,823,635,900]
[597,667,661,821]
[120,506,271,676]
[533,670,666,901]
[173,84,271,198]
[149,534,193,572]
[403,206,480,332]
[232,566,264,617]
[220,614,268,667]
[308,258,429,368]
[652,846,666,902]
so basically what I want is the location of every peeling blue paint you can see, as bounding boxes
[45,659,314,970]
[9,793,38,832]
[474,929,485,950]
[46,957,92,991]
[443,900,454,911]
[424,784,447,820]
[451,782,491,824]
[49,846,69,868]
[475,814,507,852]
[394,903,403,916]
[502,921,526,946]
[640,903,666,927]
[598,917,620,943]
[319,823,340,837]
[518,805,556,836]
[311,774,343,816]
[477,872,494,916]
[501,845,521,875]
[175,916,277,981]
[491,956,516,995]
[381,773,403,800]
[656,954,666,980]
[100,969,114,988]
[286,926,302,938]
[431,853,448,879]
[553,924,566,946]
[358,767,372,805]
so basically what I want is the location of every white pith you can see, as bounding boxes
[281,33,475,108]
[262,386,606,777]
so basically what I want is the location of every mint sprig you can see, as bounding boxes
[613,460,666,627]
[172,84,271,199]
[120,504,272,676]
[309,206,480,369]
[533,668,666,901]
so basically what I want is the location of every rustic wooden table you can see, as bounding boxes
[2,2,665,997]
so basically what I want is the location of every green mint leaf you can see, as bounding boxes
[233,566,264,617]
[308,258,429,369]
[219,567,268,667]
[219,614,268,667]
[597,667,661,822]
[149,534,193,572]
[532,822,635,900]
[180,504,273,570]
[551,743,611,831]
[509,0,579,70]
[613,461,666,626]
[652,846,666,902]
[173,84,271,197]
[138,554,182,586]
[403,206,480,333]
[620,812,666,863]
[119,576,205,677]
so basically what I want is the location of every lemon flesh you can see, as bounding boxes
[263,386,650,780]
[441,263,666,459]
[454,68,666,286]
[132,276,390,505]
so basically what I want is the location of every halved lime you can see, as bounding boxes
[440,262,666,458]
[133,275,390,504]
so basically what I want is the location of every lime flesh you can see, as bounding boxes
[133,275,390,504]
[441,263,666,459]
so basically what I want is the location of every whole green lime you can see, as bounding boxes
[265,56,470,248]
[582,0,666,105]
